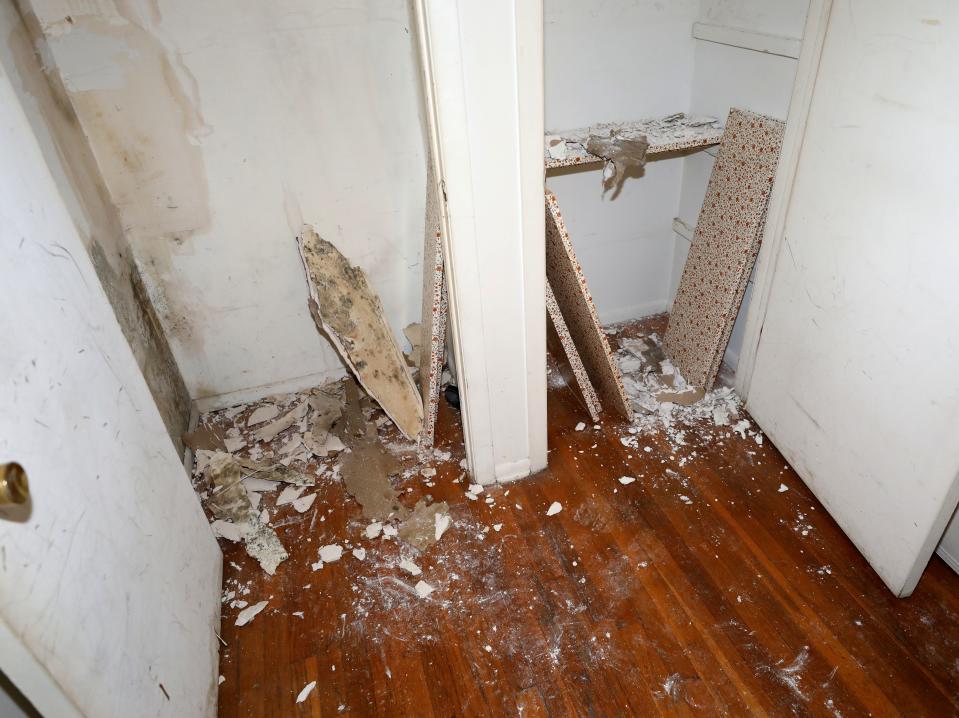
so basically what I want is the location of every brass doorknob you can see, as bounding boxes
[0,463,29,505]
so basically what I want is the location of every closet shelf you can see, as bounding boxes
[544,113,723,170]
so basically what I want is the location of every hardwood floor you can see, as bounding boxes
[215,317,959,717]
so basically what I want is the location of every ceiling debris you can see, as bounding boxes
[585,128,649,194]
[295,681,317,704]
[398,499,451,552]
[253,401,307,444]
[235,600,268,627]
[297,224,424,439]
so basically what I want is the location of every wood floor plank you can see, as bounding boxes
[212,317,959,717]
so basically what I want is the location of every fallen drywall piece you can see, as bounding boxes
[663,108,786,388]
[246,404,279,426]
[297,225,423,439]
[319,544,343,563]
[546,501,563,516]
[618,477,636,485]
[276,485,306,506]
[414,580,434,598]
[235,600,268,627]
[236,457,313,487]
[417,160,450,447]
[546,281,602,423]
[292,493,317,513]
[545,190,632,421]
[253,401,307,444]
[398,499,450,552]
[203,453,289,574]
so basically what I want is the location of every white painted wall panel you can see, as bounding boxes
[30,0,427,402]
[545,0,699,322]
[0,61,221,716]
[746,0,959,596]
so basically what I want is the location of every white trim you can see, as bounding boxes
[415,0,545,485]
[692,21,802,59]
[937,546,959,576]
[495,458,533,484]
[672,216,695,243]
[193,367,346,413]
[513,0,548,477]
[735,0,835,400]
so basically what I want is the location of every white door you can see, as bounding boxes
[744,0,959,596]
[0,60,222,715]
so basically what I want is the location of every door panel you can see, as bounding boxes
[747,0,959,596]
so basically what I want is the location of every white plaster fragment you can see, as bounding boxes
[435,512,451,541]
[319,544,343,563]
[277,485,306,506]
[292,493,317,513]
[235,600,268,627]
[365,521,383,539]
[618,476,636,485]
[211,520,248,543]
[778,483,789,493]
[575,422,586,431]
[546,502,563,516]
[352,547,366,560]
[296,681,317,703]
[399,558,422,576]
[247,404,279,426]
[414,580,434,598]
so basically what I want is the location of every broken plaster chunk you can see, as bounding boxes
[493,523,503,532]
[778,483,789,493]
[468,483,484,494]
[247,404,280,426]
[254,402,308,444]
[399,558,422,576]
[435,512,451,541]
[618,476,636,485]
[546,501,563,516]
[235,600,269,627]
[421,467,437,478]
[382,524,398,539]
[575,422,586,431]
[546,135,567,160]
[277,485,306,506]
[319,544,343,563]
[352,547,367,560]
[365,522,383,539]
[414,580,435,598]
[398,499,450,551]
[296,681,317,704]
[244,523,288,575]
[292,493,317,513]
[211,519,248,543]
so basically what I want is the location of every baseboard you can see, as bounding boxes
[495,458,532,484]
[192,367,346,413]
[937,546,959,575]
[599,300,671,326]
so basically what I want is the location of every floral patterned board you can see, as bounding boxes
[545,190,633,421]
[546,281,602,423]
[418,157,448,448]
[663,108,786,389]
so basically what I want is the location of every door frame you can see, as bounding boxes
[735,0,835,400]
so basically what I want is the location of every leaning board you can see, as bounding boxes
[663,108,786,389]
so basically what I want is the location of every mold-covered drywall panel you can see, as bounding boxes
[28,0,427,400]
[544,0,699,323]
[1,1,191,449]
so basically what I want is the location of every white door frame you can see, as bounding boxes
[735,0,835,400]
[413,0,547,484]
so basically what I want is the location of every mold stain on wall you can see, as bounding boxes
[2,1,192,449]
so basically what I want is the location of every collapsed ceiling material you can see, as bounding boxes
[663,108,786,389]
[544,190,633,422]
[585,129,649,194]
[189,375,454,582]
[297,225,424,439]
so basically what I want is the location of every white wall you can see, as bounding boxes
[672,0,808,368]
[0,50,221,716]
[28,0,428,404]
[544,0,700,323]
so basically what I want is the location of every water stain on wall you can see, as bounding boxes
[4,1,191,449]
